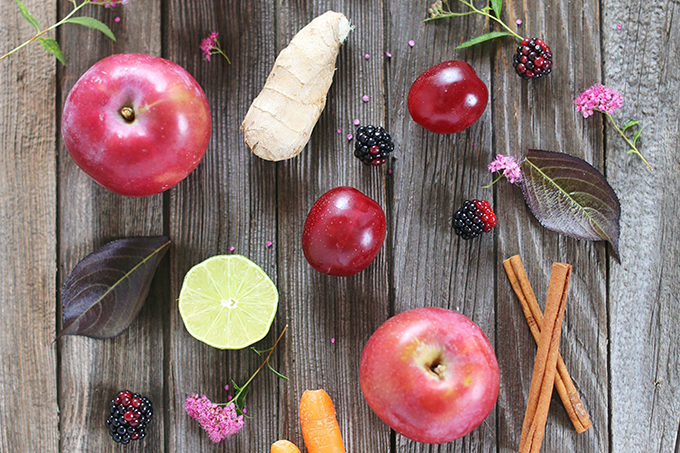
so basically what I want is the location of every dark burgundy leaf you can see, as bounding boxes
[58,237,170,339]
[521,149,621,255]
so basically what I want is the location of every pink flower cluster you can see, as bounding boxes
[200,32,219,61]
[488,154,522,184]
[574,83,624,118]
[184,394,244,443]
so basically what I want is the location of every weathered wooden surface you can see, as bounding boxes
[0,0,678,451]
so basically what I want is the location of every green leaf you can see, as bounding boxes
[15,0,40,31]
[621,119,639,132]
[64,16,116,41]
[490,0,502,18]
[632,127,643,145]
[266,361,289,381]
[521,149,621,255]
[38,38,65,65]
[456,31,514,49]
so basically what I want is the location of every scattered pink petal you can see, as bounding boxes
[515,19,522,25]
[364,54,371,60]
[616,24,622,30]
[362,95,369,103]
[224,385,229,391]
[385,51,392,58]
[337,128,342,134]
[114,16,121,23]
[473,142,478,146]
[242,408,247,414]
[353,119,360,126]
[408,40,415,47]
[388,169,392,174]
[331,338,336,344]
[347,134,353,141]
[266,241,273,248]
[229,246,235,252]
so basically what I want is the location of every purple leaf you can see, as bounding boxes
[58,237,170,339]
[521,149,620,255]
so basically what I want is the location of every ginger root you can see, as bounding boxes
[241,11,351,161]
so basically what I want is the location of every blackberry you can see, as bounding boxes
[513,38,552,80]
[453,200,497,240]
[354,125,394,166]
[106,391,153,445]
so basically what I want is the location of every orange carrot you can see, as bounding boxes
[299,389,345,453]
[271,439,301,453]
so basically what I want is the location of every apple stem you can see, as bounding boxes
[120,106,135,122]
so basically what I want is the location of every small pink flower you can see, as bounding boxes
[184,395,245,443]
[364,54,371,60]
[266,240,273,248]
[488,154,522,185]
[347,134,353,141]
[200,31,219,61]
[362,95,369,103]
[515,19,523,25]
[408,40,415,47]
[385,51,392,58]
[353,119,360,126]
[574,83,624,118]
[229,246,235,252]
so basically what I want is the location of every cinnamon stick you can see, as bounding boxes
[518,262,571,453]
[503,255,592,433]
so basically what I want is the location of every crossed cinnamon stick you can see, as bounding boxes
[503,255,592,453]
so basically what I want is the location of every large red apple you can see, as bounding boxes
[61,53,211,197]
[360,307,499,444]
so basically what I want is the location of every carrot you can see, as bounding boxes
[271,439,301,453]
[241,11,351,161]
[299,389,345,453]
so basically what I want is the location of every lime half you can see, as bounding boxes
[178,255,279,349]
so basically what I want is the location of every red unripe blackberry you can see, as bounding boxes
[513,38,552,80]
[354,125,394,166]
[106,391,153,445]
[453,200,497,240]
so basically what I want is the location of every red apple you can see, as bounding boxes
[360,307,499,444]
[302,187,386,276]
[408,60,488,134]
[61,53,211,197]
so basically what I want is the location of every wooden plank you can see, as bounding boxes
[0,0,58,451]
[603,0,680,450]
[493,0,609,451]
[56,0,163,452]
[386,2,497,452]
[164,2,281,451]
[274,2,391,452]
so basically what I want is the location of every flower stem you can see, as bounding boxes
[483,174,504,189]
[426,0,523,40]
[230,325,288,410]
[213,48,231,64]
[0,0,91,62]
[603,111,652,170]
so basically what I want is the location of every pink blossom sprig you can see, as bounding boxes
[575,84,651,170]
[200,31,230,63]
[485,154,522,187]
[1,0,125,65]
[185,325,288,443]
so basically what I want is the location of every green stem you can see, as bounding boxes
[602,111,652,170]
[0,0,91,62]
[483,173,503,189]
[229,325,288,411]
[213,48,231,64]
[426,0,523,40]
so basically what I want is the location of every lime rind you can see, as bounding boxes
[178,255,279,349]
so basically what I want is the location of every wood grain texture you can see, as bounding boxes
[165,1,281,451]
[56,0,163,452]
[274,1,390,452]
[493,0,609,451]
[0,0,58,451]
[603,0,680,451]
[386,2,497,453]
[1,0,679,451]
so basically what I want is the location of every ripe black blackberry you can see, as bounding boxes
[106,390,153,445]
[453,200,497,240]
[513,38,552,80]
[354,125,394,166]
